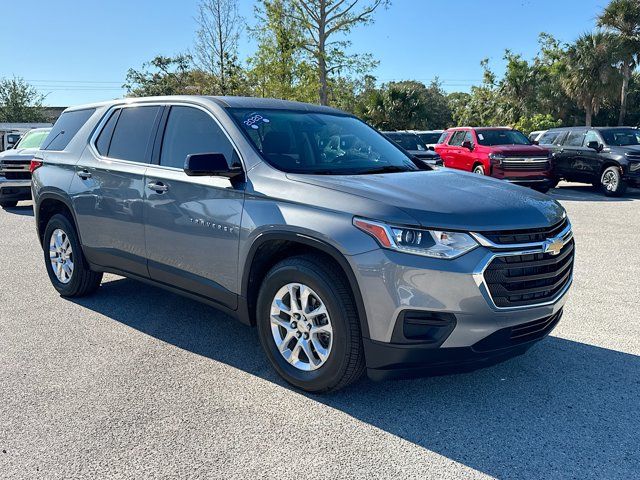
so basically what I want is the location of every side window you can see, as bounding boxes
[538,130,560,145]
[160,106,235,169]
[108,106,161,163]
[583,130,600,147]
[463,131,474,145]
[437,131,449,144]
[565,130,587,147]
[43,108,96,151]
[95,109,121,156]
[449,131,465,146]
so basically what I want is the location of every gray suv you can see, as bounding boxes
[32,96,574,392]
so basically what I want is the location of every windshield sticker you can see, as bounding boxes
[478,133,484,140]
[243,112,270,130]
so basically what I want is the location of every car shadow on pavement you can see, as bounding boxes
[550,183,640,202]
[2,204,34,216]
[73,277,639,479]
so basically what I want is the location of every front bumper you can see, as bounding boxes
[349,223,573,378]
[0,177,31,202]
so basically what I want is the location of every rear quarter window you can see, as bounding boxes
[43,108,96,151]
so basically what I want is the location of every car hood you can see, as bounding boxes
[489,144,549,156]
[288,169,565,231]
[0,147,39,161]
[616,145,640,154]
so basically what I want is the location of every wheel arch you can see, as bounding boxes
[36,192,79,247]
[241,231,370,338]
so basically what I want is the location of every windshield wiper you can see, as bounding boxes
[360,165,410,174]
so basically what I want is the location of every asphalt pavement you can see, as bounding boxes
[1,182,639,479]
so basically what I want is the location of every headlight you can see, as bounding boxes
[488,153,504,165]
[630,162,640,172]
[353,217,478,259]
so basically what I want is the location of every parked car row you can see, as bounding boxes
[29,96,574,392]
[381,131,443,167]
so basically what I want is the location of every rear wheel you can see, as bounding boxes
[43,214,102,297]
[473,164,485,175]
[600,166,627,197]
[0,201,18,209]
[256,255,365,392]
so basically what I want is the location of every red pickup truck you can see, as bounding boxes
[435,127,553,192]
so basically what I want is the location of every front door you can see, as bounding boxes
[69,105,163,277]
[143,105,245,310]
[444,130,466,170]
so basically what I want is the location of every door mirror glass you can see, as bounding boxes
[461,140,473,150]
[184,152,243,178]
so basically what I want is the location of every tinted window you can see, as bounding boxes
[108,106,161,162]
[463,131,474,145]
[475,129,530,146]
[538,130,563,145]
[417,132,442,144]
[160,106,235,169]
[385,133,425,151]
[449,131,466,146]
[43,108,96,151]
[437,132,449,144]
[229,108,418,175]
[565,130,587,147]
[600,128,640,146]
[583,130,601,147]
[95,109,120,156]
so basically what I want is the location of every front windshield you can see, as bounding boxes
[16,130,50,149]
[476,129,531,146]
[600,128,640,146]
[386,133,426,151]
[418,132,442,145]
[230,109,419,174]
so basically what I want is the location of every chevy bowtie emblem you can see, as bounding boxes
[543,238,564,256]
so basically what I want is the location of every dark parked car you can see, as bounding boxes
[382,131,443,166]
[539,127,640,196]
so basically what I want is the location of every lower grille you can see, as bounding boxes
[484,239,574,308]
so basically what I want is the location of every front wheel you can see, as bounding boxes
[473,164,485,175]
[43,214,103,297]
[256,255,365,392]
[600,166,627,197]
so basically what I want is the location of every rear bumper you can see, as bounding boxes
[0,177,32,201]
[366,309,562,380]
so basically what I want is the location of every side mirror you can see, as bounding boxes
[587,140,602,152]
[428,146,435,151]
[461,140,473,150]
[532,140,539,145]
[184,153,243,178]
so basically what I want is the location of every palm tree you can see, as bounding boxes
[562,31,621,126]
[598,0,640,125]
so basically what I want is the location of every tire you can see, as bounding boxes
[600,166,627,197]
[0,201,18,209]
[473,164,485,175]
[256,254,365,393]
[43,213,103,297]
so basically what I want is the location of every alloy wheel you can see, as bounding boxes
[602,169,618,192]
[270,283,333,371]
[49,228,74,284]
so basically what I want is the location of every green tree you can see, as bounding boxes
[598,0,640,125]
[123,54,205,97]
[0,77,46,123]
[562,31,620,126]
[288,0,389,105]
[247,0,316,101]
[194,0,246,95]
[513,114,562,135]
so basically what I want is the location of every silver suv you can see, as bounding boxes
[32,96,574,392]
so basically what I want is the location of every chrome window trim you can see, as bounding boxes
[88,101,246,172]
[471,224,574,311]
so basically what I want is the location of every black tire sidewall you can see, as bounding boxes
[43,214,87,296]
[256,261,352,392]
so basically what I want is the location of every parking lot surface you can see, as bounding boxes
[1,183,639,479]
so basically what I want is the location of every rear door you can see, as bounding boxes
[143,104,245,310]
[69,104,163,277]
[443,130,466,170]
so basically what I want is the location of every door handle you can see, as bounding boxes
[77,169,91,179]
[147,181,169,193]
